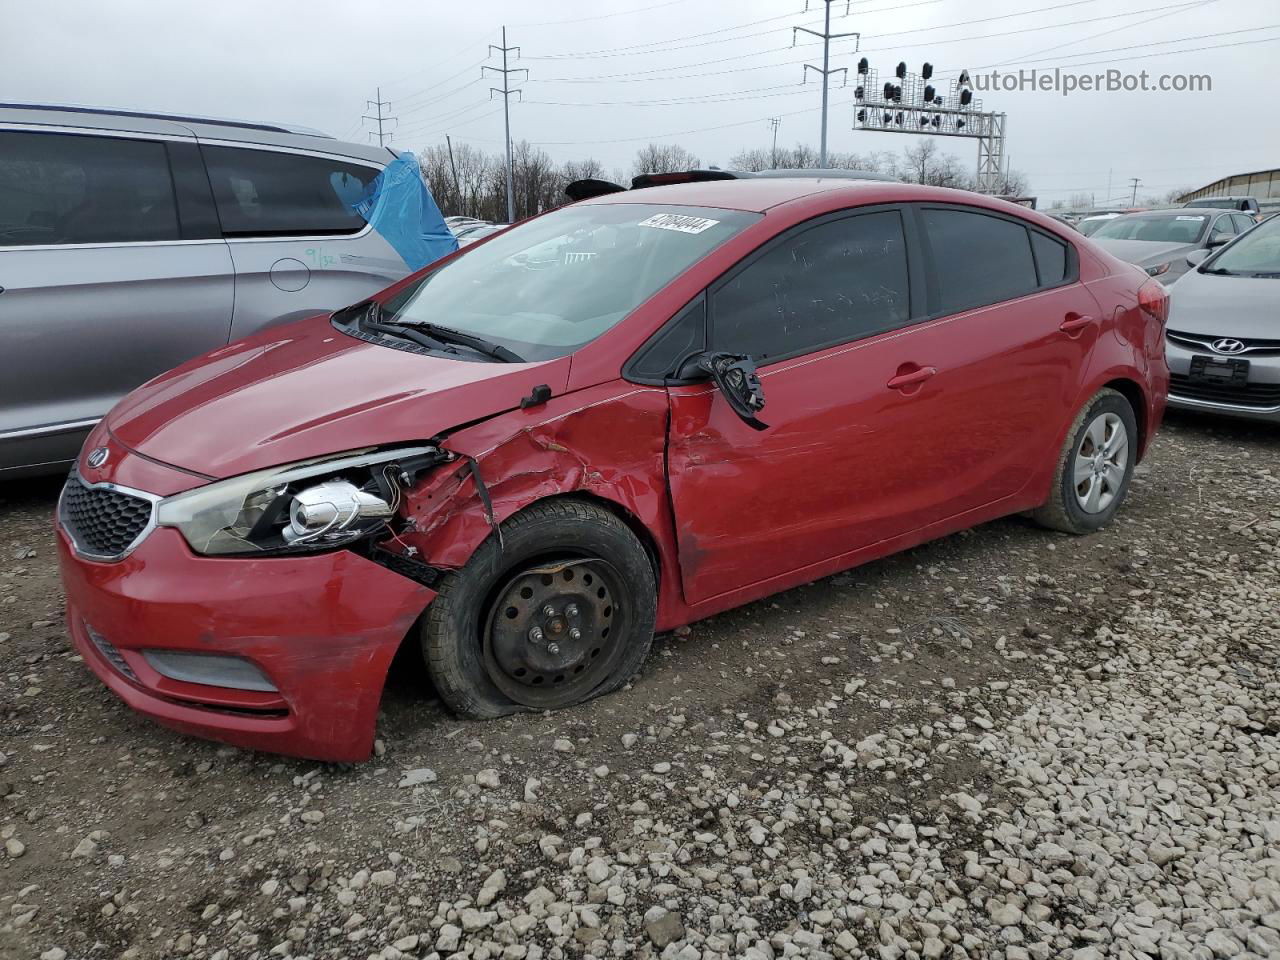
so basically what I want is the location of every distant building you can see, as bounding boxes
[1178,168,1280,204]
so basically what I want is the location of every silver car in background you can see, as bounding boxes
[1165,213,1280,422]
[0,103,413,478]
[1090,208,1257,286]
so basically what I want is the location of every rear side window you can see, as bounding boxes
[711,210,911,359]
[0,130,179,246]
[1030,231,1068,286]
[202,146,378,237]
[922,208,1039,314]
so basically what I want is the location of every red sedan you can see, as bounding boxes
[56,178,1170,761]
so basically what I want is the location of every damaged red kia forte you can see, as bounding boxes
[56,178,1169,761]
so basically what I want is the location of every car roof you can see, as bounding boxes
[0,101,392,165]
[579,177,993,214]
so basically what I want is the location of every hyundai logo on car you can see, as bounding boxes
[1211,338,1247,354]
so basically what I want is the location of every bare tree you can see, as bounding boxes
[632,143,700,177]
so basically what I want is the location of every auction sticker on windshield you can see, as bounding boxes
[638,213,721,235]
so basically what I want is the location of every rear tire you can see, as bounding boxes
[421,498,656,719]
[1033,388,1138,535]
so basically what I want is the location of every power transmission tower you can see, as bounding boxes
[1129,177,1141,206]
[795,1,858,168]
[484,26,527,224]
[363,87,397,147]
[768,117,782,169]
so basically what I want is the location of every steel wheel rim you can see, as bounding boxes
[482,557,629,709]
[1073,412,1128,514]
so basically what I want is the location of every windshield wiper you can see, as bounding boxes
[392,321,525,363]
[1202,267,1238,275]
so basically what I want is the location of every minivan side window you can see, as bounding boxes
[922,208,1040,315]
[0,130,179,247]
[202,146,379,237]
[711,210,911,359]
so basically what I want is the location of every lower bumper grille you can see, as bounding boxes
[85,624,138,682]
[1169,374,1280,409]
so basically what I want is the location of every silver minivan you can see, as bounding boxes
[0,103,414,477]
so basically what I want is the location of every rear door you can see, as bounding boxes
[198,143,410,341]
[0,126,233,473]
[905,204,1097,523]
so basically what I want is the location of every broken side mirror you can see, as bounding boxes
[680,352,769,431]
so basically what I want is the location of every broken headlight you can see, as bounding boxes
[155,446,444,556]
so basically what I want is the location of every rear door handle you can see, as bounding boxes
[886,366,937,390]
[1060,313,1095,334]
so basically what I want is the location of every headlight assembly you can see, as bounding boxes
[1146,262,1172,277]
[156,446,446,556]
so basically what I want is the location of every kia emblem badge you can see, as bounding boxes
[86,447,109,469]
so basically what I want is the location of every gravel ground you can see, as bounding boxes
[1,410,1277,960]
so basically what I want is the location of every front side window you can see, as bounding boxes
[202,146,377,237]
[0,130,178,246]
[710,210,911,359]
[377,203,758,362]
[922,208,1039,315]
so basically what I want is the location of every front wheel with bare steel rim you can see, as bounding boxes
[421,499,657,720]
[1033,387,1139,535]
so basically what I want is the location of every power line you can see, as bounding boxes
[363,87,397,147]
[484,26,527,224]
[512,0,685,28]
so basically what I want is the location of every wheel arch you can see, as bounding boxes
[1101,376,1150,461]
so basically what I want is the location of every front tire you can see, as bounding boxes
[1033,388,1138,535]
[421,499,657,719]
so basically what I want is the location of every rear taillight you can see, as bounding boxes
[1137,279,1168,325]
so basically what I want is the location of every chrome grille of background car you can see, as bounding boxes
[59,475,153,559]
[1166,331,1280,356]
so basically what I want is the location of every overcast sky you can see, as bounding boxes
[7,0,1278,207]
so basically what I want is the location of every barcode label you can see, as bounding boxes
[637,213,721,235]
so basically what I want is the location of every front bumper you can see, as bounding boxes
[57,525,434,762]
[1165,336,1280,423]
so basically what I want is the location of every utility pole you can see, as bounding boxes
[768,117,781,169]
[795,1,858,167]
[363,87,396,147]
[445,135,462,211]
[484,26,527,224]
[1129,177,1141,206]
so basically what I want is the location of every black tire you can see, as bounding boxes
[421,498,657,719]
[1033,387,1139,535]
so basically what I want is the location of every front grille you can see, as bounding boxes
[85,624,138,681]
[60,476,153,559]
[1167,330,1280,357]
[1170,374,1280,409]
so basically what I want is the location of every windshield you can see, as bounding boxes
[1093,214,1207,243]
[1205,214,1280,276]
[379,203,759,361]
[1193,199,1239,210]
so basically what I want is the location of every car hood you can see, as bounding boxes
[106,316,571,478]
[1168,269,1280,339]
[1090,238,1194,268]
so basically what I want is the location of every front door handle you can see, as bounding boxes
[886,365,938,390]
[1060,313,1095,334]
